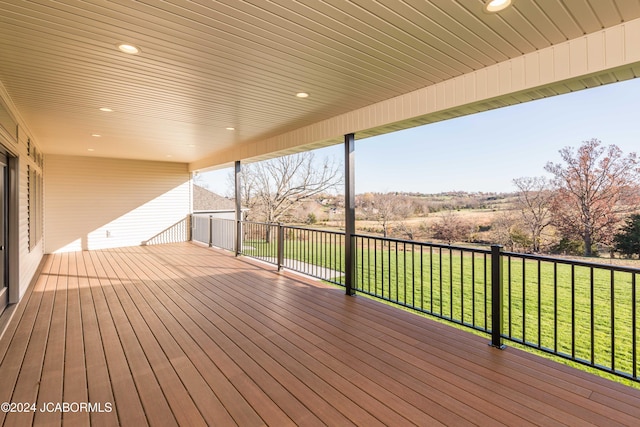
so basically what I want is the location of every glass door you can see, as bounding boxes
[0,152,7,313]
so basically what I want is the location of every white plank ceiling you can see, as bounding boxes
[0,0,639,166]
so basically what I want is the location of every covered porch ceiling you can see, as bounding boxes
[1,1,640,170]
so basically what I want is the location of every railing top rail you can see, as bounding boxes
[353,233,492,255]
[242,220,279,227]
[282,224,345,236]
[502,250,640,274]
[210,218,639,273]
[191,213,235,220]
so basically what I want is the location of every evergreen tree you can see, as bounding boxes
[613,214,640,258]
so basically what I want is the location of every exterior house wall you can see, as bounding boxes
[0,85,45,301]
[45,155,190,253]
[16,129,43,301]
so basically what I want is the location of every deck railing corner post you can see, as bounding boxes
[235,219,242,256]
[344,133,356,296]
[277,223,284,271]
[490,244,505,349]
[208,215,213,247]
[234,160,242,257]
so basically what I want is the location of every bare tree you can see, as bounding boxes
[235,152,343,225]
[490,211,518,251]
[357,193,411,238]
[545,139,640,256]
[512,176,553,252]
[192,171,210,190]
[431,210,471,244]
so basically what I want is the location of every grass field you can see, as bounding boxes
[242,234,639,382]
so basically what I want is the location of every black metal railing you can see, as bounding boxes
[353,234,494,335]
[239,221,279,265]
[279,225,345,285]
[501,251,639,380]
[189,216,639,382]
[234,222,346,285]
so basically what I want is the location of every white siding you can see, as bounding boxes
[0,83,45,301]
[45,155,190,253]
[17,131,43,300]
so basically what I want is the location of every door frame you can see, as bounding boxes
[7,155,18,304]
[0,145,19,307]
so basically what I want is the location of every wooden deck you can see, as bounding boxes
[0,243,639,426]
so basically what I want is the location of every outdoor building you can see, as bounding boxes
[0,1,640,425]
[192,184,239,219]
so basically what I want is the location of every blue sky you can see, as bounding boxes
[199,77,640,195]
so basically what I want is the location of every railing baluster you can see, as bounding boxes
[395,241,399,303]
[611,269,616,372]
[420,245,423,312]
[472,252,476,327]
[633,273,637,379]
[484,253,488,330]
[403,242,407,305]
[571,264,576,360]
[490,245,504,349]
[387,241,391,301]
[508,255,512,338]
[430,246,433,314]
[372,238,376,295]
[523,257,526,344]
[449,247,453,319]
[590,267,595,365]
[411,243,415,308]
[553,263,558,354]
[461,249,464,324]
[537,259,541,349]
[439,247,443,316]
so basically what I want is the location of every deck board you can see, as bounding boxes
[75,251,118,427]
[1,242,639,426]
[82,250,147,427]
[62,252,91,427]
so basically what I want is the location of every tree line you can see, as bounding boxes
[512,138,639,257]
[232,138,640,259]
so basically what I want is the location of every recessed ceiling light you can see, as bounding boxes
[296,92,309,98]
[187,144,196,148]
[226,127,235,131]
[99,107,113,112]
[166,154,172,158]
[91,134,101,137]
[484,0,512,12]
[88,148,95,152]
[117,43,140,54]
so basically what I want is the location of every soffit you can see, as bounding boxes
[0,0,639,163]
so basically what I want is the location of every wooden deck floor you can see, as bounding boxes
[0,243,639,426]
